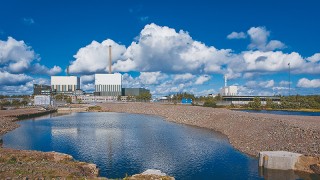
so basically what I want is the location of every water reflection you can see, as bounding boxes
[4,112,317,179]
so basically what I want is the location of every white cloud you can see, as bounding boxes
[173,73,195,83]
[22,18,35,25]
[307,53,320,63]
[69,39,127,74]
[0,71,32,85]
[195,75,210,85]
[31,63,62,75]
[245,80,274,88]
[70,23,233,75]
[279,81,290,86]
[138,71,168,85]
[297,78,320,88]
[227,32,246,39]
[0,37,60,76]
[80,75,95,84]
[0,37,36,73]
[247,27,285,51]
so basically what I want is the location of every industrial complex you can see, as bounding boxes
[33,45,150,105]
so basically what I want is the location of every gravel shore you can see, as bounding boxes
[100,102,320,157]
[0,108,101,179]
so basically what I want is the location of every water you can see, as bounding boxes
[2,112,316,179]
[235,109,320,116]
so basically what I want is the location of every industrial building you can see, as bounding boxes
[122,88,150,96]
[51,76,80,94]
[33,84,51,95]
[94,73,122,96]
[34,95,51,106]
[220,75,238,96]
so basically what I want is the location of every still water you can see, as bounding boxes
[2,112,313,179]
[235,109,320,116]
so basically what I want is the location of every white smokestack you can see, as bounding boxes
[109,45,112,74]
[224,75,227,87]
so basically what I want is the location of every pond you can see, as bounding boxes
[3,112,314,179]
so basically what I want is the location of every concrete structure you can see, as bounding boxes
[33,84,51,95]
[220,86,238,96]
[51,76,80,94]
[220,75,238,96]
[220,96,281,105]
[94,73,122,96]
[34,95,51,106]
[76,95,118,103]
[122,88,150,96]
[259,151,302,170]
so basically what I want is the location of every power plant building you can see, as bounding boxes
[51,76,80,94]
[94,73,122,96]
[122,88,150,96]
[220,75,238,96]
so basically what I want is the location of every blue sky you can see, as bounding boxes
[0,0,320,96]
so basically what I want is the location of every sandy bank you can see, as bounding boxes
[99,102,320,158]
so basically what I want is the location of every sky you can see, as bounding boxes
[0,0,320,97]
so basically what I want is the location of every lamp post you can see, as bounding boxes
[288,62,291,96]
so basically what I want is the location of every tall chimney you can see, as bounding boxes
[224,75,227,87]
[109,45,112,74]
[67,66,70,76]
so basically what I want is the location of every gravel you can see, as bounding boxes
[100,102,320,157]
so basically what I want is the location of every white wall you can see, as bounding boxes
[51,76,80,92]
[94,73,122,85]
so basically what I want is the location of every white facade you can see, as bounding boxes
[95,73,122,96]
[51,76,80,93]
[220,85,238,96]
[34,95,51,106]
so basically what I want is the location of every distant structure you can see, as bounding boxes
[94,73,122,96]
[220,75,238,96]
[122,88,149,96]
[33,84,51,95]
[34,95,51,106]
[94,45,123,97]
[51,76,80,95]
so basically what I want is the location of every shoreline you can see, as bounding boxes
[1,103,320,177]
[0,108,101,179]
[98,103,320,157]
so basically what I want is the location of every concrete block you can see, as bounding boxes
[259,151,302,170]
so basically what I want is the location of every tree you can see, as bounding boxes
[248,97,261,110]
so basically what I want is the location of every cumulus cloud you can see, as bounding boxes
[0,36,61,76]
[245,80,274,88]
[297,78,320,88]
[31,63,62,75]
[0,37,36,73]
[138,71,168,85]
[69,39,126,74]
[80,75,95,84]
[70,23,233,75]
[307,53,320,63]
[0,71,32,86]
[195,75,210,85]
[227,32,246,39]
[247,27,285,51]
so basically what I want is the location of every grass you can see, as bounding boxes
[88,106,102,111]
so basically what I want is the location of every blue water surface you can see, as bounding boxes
[3,112,316,179]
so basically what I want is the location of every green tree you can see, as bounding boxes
[248,97,262,110]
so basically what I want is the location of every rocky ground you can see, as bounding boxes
[100,103,320,158]
[0,108,101,179]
